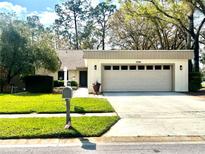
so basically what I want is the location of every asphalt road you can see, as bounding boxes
[1,142,205,154]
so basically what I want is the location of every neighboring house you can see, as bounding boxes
[38,50,194,93]
[84,50,194,93]
[37,50,87,87]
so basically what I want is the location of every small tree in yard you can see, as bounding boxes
[0,17,60,93]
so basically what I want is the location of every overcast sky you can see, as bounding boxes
[0,0,102,25]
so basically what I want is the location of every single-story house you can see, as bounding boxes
[37,50,87,87]
[38,50,194,93]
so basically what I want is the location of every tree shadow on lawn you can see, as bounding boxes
[12,92,45,96]
[74,106,86,114]
[10,92,61,96]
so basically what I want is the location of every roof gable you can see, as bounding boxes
[57,50,86,70]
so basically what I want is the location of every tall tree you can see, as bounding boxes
[55,0,89,49]
[27,15,44,43]
[90,2,116,50]
[109,2,188,50]
[142,0,205,72]
[0,15,60,92]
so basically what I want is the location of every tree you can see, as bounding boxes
[0,15,60,92]
[79,20,98,49]
[0,25,34,90]
[55,0,90,49]
[141,0,205,72]
[27,15,44,43]
[90,2,116,50]
[109,2,188,50]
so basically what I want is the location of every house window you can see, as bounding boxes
[129,66,136,70]
[163,65,171,70]
[104,66,111,70]
[146,65,153,70]
[121,65,128,70]
[138,65,145,70]
[113,66,120,70]
[58,71,69,80]
[155,65,162,70]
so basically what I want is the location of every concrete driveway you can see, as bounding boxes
[104,92,205,136]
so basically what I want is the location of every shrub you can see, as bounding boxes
[24,75,53,93]
[189,72,202,92]
[70,80,78,87]
[53,80,64,87]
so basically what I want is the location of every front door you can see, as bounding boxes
[79,71,87,87]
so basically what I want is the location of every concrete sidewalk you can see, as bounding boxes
[0,113,117,118]
[0,136,205,147]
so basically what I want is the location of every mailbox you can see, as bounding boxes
[62,86,73,100]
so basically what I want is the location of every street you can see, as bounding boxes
[1,142,205,154]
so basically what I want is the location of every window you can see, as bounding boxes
[58,71,68,80]
[146,65,153,70]
[129,65,136,70]
[163,65,170,70]
[113,66,120,70]
[121,65,128,70]
[155,65,162,70]
[138,65,145,70]
[104,66,111,70]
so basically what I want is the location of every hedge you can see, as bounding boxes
[53,80,78,87]
[70,80,78,87]
[53,80,64,87]
[189,72,202,92]
[24,75,53,93]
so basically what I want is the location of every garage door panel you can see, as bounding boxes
[102,65,172,92]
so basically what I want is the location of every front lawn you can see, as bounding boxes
[0,116,119,139]
[0,93,114,114]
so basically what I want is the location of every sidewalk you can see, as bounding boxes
[0,113,117,118]
[0,136,205,147]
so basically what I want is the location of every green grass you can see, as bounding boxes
[0,116,119,139]
[0,93,114,114]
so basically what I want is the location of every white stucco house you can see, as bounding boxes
[37,50,87,87]
[38,50,194,93]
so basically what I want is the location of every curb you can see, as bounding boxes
[0,113,117,118]
[1,136,205,147]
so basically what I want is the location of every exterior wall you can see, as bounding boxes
[68,70,79,84]
[86,59,189,93]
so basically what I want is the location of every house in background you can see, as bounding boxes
[37,50,88,87]
[84,50,194,93]
[38,50,194,93]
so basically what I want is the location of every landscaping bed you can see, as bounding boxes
[0,116,119,139]
[0,93,114,114]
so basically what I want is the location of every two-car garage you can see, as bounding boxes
[102,64,173,92]
[84,50,194,93]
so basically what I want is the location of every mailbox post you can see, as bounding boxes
[62,86,73,129]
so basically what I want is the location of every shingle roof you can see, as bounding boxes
[83,50,194,59]
[57,50,86,70]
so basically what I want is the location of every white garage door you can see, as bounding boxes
[102,65,173,92]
